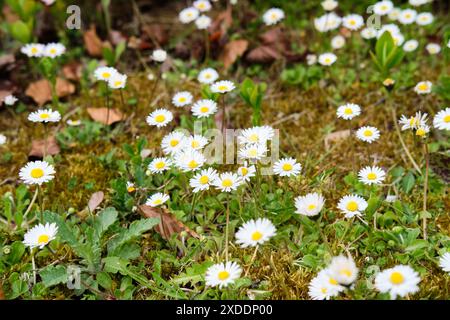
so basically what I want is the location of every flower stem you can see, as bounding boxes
[422,141,429,240]
[23,187,39,224]
[221,95,226,134]
[105,82,110,126]
[244,245,259,277]
[224,193,230,262]
[43,123,48,158]
[31,248,37,286]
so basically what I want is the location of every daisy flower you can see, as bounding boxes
[193,0,211,12]
[373,1,394,15]
[308,268,344,300]
[360,27,378,39]
[235,218,277,248]
[151,49,167,62]
[403,39,419,52]
[148,157,172,173]
[416,12,433,26]
[433,108,450,131]
[415,124,430,138]
[414,81,432,94]
[195,15,212,29]
[388,8,402,20]
[314,13,342,32]
[328,255,359,286]
[145,193,170,207]
[237,163,256,182]
[212,172,242,192]
[19,160,55,185]
[425,43,441,55]
[356,126,380,143]
[321,0,338,11]
[3,94,18,106]
[146,109,173,128]
[377,24,400,38]
[336,103,361,120]
[211,80,235,93]
[186,134,209,150]
[399,9,417,25]
[342,14,364,31]
[238,126,274,145]
[189,168,218,193]
[409,0,428,6]
[337,194,368,218]
[374,265,421,299]
[126,181,136,193]
[197,68,219,84]
[318,52,337,66]
[262,8,285,26]
[358,166,386,185]
[67,119,81,126]
[44,43,66,58]
[179,7,199,24]
[28,109,61,123]
[21,43,45,57]
[306,54,317,65]
[391,33,405,46]
[108,73,127,89]
[399,111,428,130]
[94,66,118,81]
[273,157,302,177]
[238,143,267,161]
[172,91,193,107]
[23,223,58,249]
[161,131,187,155]
[295,193,325,217]
[331,35,346,49]
[192,99,217,118]
[0,134,7,145]
[174,149,206,172]
[439,253,450,274]
[205,261,242,288]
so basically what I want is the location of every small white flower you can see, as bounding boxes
[151,49,168,62]
[172,91,193,107]
[336,103,361,120]
[66,119,81,126]
[414,81,432,95]
[308,268,344,300]
[373,1,394,16]
[145,193,170,207]
[273,157,302,177]
[337,194,368,218]
[262,8,285,26]
[392,33,405,46]
[179,7,200,24]
[107,73,127,89]
[0,134,7,145]
[415,124,430,138]
[186,134,209,150]
[358,166,386,185]
[197,68,219,84]
[377,24,401,38]
[211,80,235,93]
[174,149,206,172]
[314,13,342,32]
[235,218,276,248]
[425,43,441,55]
[416,12,433,26]
[189,168,218,193]
[238,143,267,161]
[94,66,118,81]
[439,253,450,274]
[388,8,402,20]
[306,54,317,65]
[205,261,242,288]
[44,43,66,58]
[28,109,61,123]
[195,15,212,29]
[146,109,173,127]
[318,52,337,66]
[161,131,187,155]
[238,126,274,145]
[23,223,58,249]
[192,99,218,118]
[361,27,377,39]
[433,108,450,131]
[385,195,397,203]
[403,39,419,52]
[19,161,55,185]
[331,35,346,49]
[148,157,172,173]
[343,14,364,31]
[3,94,18,106]
[295,193,325,217]
[21,43,45,57]
[237,163,256,182]
[375,265,420,299]
[126,181,136,193]
[212,172,242,192]
[321,0,338,11]
[328,255,359,286]
[193,0,212,12]
[356,126,380,143]
[399,9,417,25]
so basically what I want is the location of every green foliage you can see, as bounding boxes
[370,31,404,78]
[239,78,267,126]
[280,64,323,89]
[433,75,450,101]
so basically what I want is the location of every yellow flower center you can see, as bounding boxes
[170,139,179,147]
[31,47,38,54]
[199,175,209,184]
[200,106,209,113]
[307,204,316,210]
[155,161,165,169]
[329,278,338,285]
[37,234,49,245]
[251,231,263,241]
[50,48,56,54]
[31,168,44,179]
[390,272,404,285]
[102,72,111,79]
[324,58,331,64]
[363,130,373,137]
[444,115,450,123]
[340,269,352,277]
[218,85,227,91]
[241,167,248,176]
[205,74,211,79]
[153,199,162,205]
[40,113,50,119]
[127,186,135,193]
[222,178,233,187]
[271,13,277,19]
[321,287,328,294]
[418,84,428,91]
[155,114,166,123]
[381,5,387,10]
[249,134,259,142]
[191,140,200,148]
[349,20,356,25]
[409,117,418,126]
[346,201,358,212]
[248,149,258,157]
[114,81,122,87]
[282,163,293,171]
[405,13,411,18]
[179,97,186,103]
[344,108,353,115]
[416,128,426,136]
[198,3,205,9]
[188,160,198,169]
[367,172,377,180]
[218,271,230,281]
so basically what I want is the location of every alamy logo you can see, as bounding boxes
[366,5,382,30]
[66,5,81,30]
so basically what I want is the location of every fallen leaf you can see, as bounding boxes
[138,205,199,240]
[62,61,82,81]
[87,107,124,125]
[83,24,104,57]
[324,129,351,150]
[246,45,281,63]
[219,39,248,70]
[141,24,168,46]
[25,78,75,106]
[260,27,284,45]
[0,54,15,69]
[29,136,60,159]
[209,6,233,41]
[88,191,104,212]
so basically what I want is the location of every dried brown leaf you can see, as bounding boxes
[83,25,104,57]
[220,39,248,70]
[29,136,60,159]
[87,107,124,125]
[25,78,75,106]
[141,24,168,46]
[324,129,351,150]
[88,191,104,212]
[0,54,15,69]
[62,61,82,81]
[246,45,281,63]
[138,205,199,240]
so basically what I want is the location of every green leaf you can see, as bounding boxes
[401,172,416,194]
[93,207,118,243]
[10,21,31,44]
[6,241,26,265]
[103,256,129,274]
[96,271,113,290]
[107,218,159,253]
[39,265,68,288]
[115,42,126,62]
